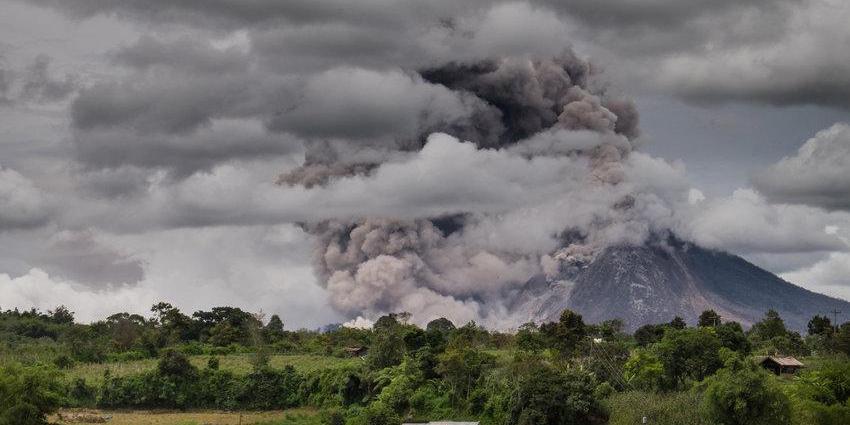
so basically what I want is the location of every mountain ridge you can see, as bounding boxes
[518,241,850,332]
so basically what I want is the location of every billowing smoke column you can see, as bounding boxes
[280,51,683,328]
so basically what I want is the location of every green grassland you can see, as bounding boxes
[64,354,363,384]
[51,408,321,425]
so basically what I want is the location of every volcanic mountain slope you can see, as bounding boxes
[519,241,850,332]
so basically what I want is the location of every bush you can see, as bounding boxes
[157,349,196,378]
[699,356,791,425]
[239,366,302,409]
[506,365,604,425]
[53,354,74,369]
[0,363,64,425]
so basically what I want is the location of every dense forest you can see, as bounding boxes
[2,303,850,425]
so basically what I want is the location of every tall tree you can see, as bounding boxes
[699,310,721,327]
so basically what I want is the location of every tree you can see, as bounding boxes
[653,327,723,389]
[623,348,664,390]
[750,309,787,341]
[436,346,495,405]
[699,310,721,327]
[715,321,751,354]
[808,315,833,337]
[541,309,587,357]
[265,314,284,335]
[507,365,603,425]
[669,316,687,329]
[832,322,850,355]
[634,324,666,347]
[368,331,405,371]
[701,355,791,425]
[157,349,196,378]
[516,322,546,352]
[374,314,402,333]
[0,364,64,425]
[425,317,456,333]
[48,305,74,325]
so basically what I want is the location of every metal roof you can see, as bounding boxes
[757,356,805,367]
[403,423,479,425]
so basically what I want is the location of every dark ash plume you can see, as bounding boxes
[278,49,676,328]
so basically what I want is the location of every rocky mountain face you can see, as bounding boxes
[515,241,850,332]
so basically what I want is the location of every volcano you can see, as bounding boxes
[515,240,850,332]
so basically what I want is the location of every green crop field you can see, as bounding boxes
[64,354,363,384]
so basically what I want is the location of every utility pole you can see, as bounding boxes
[831,310,842,336]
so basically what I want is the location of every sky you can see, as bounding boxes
[0,0,849,329]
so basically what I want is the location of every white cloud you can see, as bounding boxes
[753,123,850,210]
[682,188,850,254]
[782,252,850,300]
[0,167,51,230]
[0,269,155,322]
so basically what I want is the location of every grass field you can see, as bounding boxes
[51,408,321,425]
[65,354,363,384]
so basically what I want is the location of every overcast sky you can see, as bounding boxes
[1,0,849,328]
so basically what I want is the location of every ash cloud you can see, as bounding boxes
[275,47,686,327]
[13,0,848,327]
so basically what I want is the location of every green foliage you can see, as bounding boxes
[669,316,687,329]
[0,363,64,425]
[608,391,710,425]
[623,348,664,390]
[653,327,723,389]
[832,323,850,356]
[240,366,302,409]
[425,317,456,333]
[634,323,666,347]
[368,331,405,371]
[436,346,496,405]
[809,315,834,337]
[715,322,751,354]
[506,364,604,425]
[515,322,546,352]
[699,310,722,327]
[699,355,791,425]
[158,349,197,378]
[540,309,587,357]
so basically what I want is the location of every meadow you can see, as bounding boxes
[63,354,363,384]
[51,408,321,425]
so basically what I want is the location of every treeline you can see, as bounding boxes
[2,304,850,425]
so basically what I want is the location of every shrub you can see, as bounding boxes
[699,356,791,425]
[207,356,220,370]
[0,363,64,425]
[53,354,74,369]
[506,365,604,425]
[239,366,302,409]
[623,348,664,391]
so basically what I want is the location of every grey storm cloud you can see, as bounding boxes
[753,123,850,211]
[4,0,850,326]
[36,229,145,286]
[20,55,77,102]
[110,36,251,74]
[0,167,52,230]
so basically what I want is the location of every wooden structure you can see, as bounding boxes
[343,346,368,357]
[403,423,479,425]
[756,356,804,375]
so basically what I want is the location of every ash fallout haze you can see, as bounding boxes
[2,0,850,330]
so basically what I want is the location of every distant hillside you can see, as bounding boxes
[518,241,850,331]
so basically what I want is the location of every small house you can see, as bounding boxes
[756,356,804,375]
[343,346,368,357]
[403,422,479,425]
